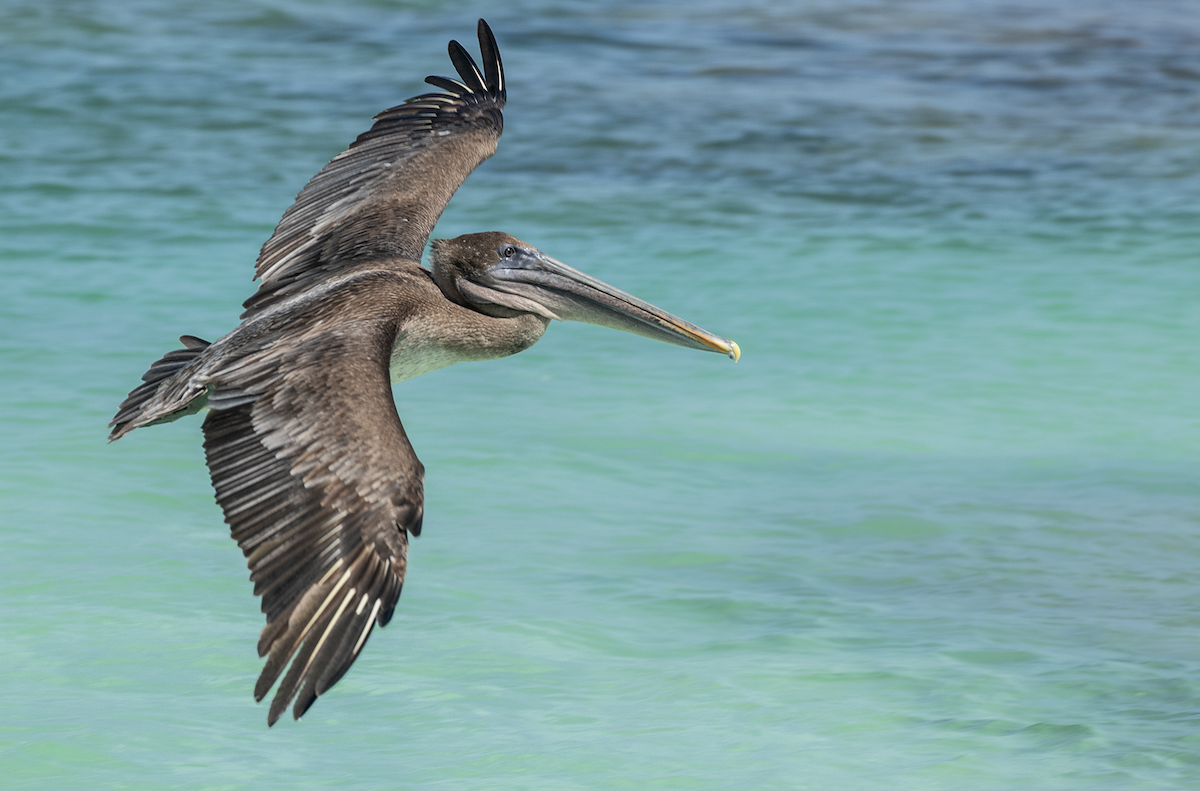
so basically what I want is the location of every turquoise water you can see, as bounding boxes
[3,0,1199,787]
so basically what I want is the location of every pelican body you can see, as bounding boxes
[110,20,737,726]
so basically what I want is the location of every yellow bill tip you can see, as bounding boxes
[727,341,741,362]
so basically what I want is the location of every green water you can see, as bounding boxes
[2,1,1198,788]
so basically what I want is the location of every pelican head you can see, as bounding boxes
[430,232,740,360]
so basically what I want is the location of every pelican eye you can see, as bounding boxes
[502,245,517,259]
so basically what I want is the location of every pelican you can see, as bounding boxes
[110,20,738,726]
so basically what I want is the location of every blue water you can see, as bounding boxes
[3,1,1199,788]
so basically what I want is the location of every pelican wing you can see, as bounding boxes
[242,19,506,318]
[200,290,423,725]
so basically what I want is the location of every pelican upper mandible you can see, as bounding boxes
[110,19,739,727]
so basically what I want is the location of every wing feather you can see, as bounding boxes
[447,38,488,94]
[201,301,422,725]
[242,19,507,319]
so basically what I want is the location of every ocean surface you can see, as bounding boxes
[2,0,1198,788]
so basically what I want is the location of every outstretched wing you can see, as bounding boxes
[200,296,423,725]
[242,19,506,318]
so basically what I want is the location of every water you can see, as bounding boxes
[2,0,1198,787]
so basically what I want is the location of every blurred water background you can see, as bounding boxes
[2,0,1199,788]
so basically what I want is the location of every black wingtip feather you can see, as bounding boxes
[423,21,503,102]
[447,39,487,94]
[423,75,470,95]
[477,19,504,97]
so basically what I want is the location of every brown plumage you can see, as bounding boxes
[110,20,738,727]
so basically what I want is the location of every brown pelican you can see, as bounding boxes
[109,20,738,726]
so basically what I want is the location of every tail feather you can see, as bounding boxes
[109,335,212,441]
